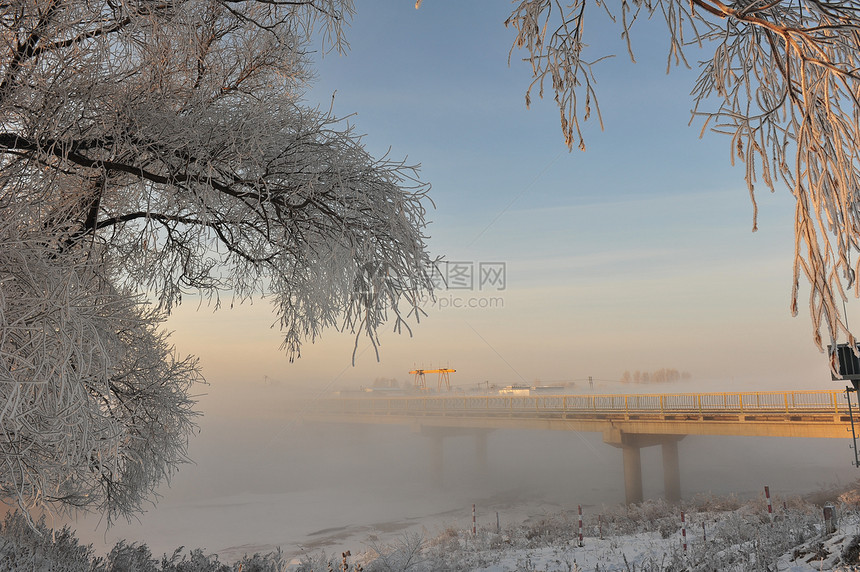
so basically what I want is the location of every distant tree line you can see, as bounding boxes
[620,369,692,384]
[372,377,400,388]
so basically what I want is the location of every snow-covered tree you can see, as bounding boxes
[0,221,201,522]
[0,0,434,520]
[503,0,860,361]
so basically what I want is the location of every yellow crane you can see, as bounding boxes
[409,368,456,391]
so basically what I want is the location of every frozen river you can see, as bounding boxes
[64,412,857,562]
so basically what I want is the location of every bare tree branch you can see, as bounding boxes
[506,0,860,366]
[0,0,434,520]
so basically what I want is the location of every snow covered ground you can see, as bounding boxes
[22,476,860,570]
[9,488,860,571]
[284,494,860,571]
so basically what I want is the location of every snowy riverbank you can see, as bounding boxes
[286,491,860,571]
[5,487,860,570]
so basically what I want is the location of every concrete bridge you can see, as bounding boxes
[304,389,855,504]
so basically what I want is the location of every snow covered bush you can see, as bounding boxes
[364,532,425,572]
[841,534,860,566]
[159,547,232,572]
[105,541,159,572]
[0,511,95,572]
[0,511,292,572]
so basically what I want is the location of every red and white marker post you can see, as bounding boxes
[578,505,583,547]
[680,511,687,552]
[765,486,773,525]
[472,504,477,537]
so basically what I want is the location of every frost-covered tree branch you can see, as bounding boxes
[0,0,434,518]
[505,0,860,365]
[0,220,201,523]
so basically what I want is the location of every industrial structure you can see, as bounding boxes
[408,368,456,391]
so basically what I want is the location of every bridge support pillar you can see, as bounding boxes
[604,430,685,505]
[430,432,444,488]
[662,438,681,503]
[622,443,643,505]
[476,430,489,475]
[415,426,494,488]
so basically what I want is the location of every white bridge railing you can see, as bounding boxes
[316,390,851,416]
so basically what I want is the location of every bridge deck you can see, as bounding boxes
[307,389,855,439]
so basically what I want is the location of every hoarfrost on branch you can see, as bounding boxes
[505,0,860,363]
[0,0,434,520]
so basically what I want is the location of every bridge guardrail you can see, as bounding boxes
[317,390,851,416]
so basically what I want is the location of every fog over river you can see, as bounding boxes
[63,381,857,562]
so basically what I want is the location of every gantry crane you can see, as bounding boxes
[409,368,456,391]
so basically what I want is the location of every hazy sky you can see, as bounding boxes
[166,2,841,397]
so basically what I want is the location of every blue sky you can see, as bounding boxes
[166,2,837,395]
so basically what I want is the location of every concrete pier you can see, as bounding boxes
[416,425,493,487]
[430,431,444,487]
[662,438,682,503]
[622,443,643,505]
[475,430,488,475]
[604,429,684,504]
